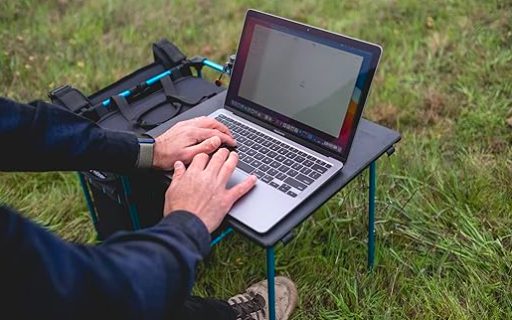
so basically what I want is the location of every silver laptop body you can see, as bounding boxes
[209,10,382,233]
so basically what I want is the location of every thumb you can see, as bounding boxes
[172,161,186,181]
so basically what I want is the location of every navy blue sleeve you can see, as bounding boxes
[0,205,211,319]
[0,97,139,172]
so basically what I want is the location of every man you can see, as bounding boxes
[0,97,297,319]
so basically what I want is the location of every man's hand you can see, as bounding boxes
[163,149,257,233]
[152,116,236,170]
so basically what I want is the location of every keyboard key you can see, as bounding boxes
[307,155,315,160]
[254,153,264,160]
[270,145,280,151]
[238,145,249,152]
[261,175,273,183]
[253,170,265,178]
[309,171,321,179]
[278,165,289,173]
[287,191,297,197]
[278,148,288,155]
[278,184,291,192]
[269,181,279,188]
[260,164,270,172]
[276,155,286,162]
[255,137,264,143]
[300,167,312,175]
[312,164,328,174]
[237,162,255,174]
[285,151,296,158]
[287,169,298,177]
[296,173,314,185]
[251,159,262,167]
[291,163,303,171]
[325,163,332,168]
[243,157,254,164]
[268,168,279,176]
[303,160,314,167]
[294,156,305,163]
[270,161,281,168]
[283,159,294,166]
[298,151,307,157]
[245,140,254,146]
[276,172,287,181]
[284,177,306,191]
[262,157,273,164]
[267,151,278,158]
[252,144,262,150]
[247,149,257,156]
[262,140,272,147]
[260,147,269,154]
[248,133,257,139]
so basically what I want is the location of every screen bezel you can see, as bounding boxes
[225,10,382,162]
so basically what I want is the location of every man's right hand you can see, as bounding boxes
[163,148,257,233]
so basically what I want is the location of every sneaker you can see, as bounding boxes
[228,276,297,320]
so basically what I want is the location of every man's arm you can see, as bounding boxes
[0,97,139,172]
[0,97,237,172]
[0,205,210,319]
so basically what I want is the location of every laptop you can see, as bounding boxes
[209,10,382,233]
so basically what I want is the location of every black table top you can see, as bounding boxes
[149,91,401,247]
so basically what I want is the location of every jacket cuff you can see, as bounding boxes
[159,211,211,258]
[102,130,139,170]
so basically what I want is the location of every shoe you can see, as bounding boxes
[228,276,298,320]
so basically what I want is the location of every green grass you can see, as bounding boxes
[1,0,512,318]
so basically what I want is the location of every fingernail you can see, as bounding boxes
[174,161,183,169]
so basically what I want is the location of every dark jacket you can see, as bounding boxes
[0,97,210,319]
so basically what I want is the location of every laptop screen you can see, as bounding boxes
[226,10,382,161]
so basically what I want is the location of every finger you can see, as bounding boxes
[193,117,233,137]
[193,128,236,146]
[205,148,230,175]
[185,135,222,158]
[187,152,210,172]
[217,151,240,185]
[170,161,186,185]
[227,175,258,204]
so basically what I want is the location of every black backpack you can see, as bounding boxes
[49,39,226,239]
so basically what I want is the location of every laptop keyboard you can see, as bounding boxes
[215,114,332,198]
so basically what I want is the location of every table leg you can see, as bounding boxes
[120,176,141,230]
[266,246,276,320]
[210,227,234,247]
[368,161,376,270]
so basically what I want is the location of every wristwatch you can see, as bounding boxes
[136,135,155,169]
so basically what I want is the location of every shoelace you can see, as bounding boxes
[229,292,266,320]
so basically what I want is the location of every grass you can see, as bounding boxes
[1,0,512,318]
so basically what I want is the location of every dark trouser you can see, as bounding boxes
[177,296,237,320]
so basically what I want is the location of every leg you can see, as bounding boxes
[266,246,276,320]
[368,161,376,270]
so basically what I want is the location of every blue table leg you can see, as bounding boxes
[120,176,141,230]
[210,227,234,247]
[77,173,98,225]
[368,161,376,270]
[266,247,276,320]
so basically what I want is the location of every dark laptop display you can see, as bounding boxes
[226,10,382,162]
